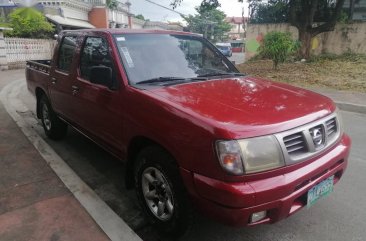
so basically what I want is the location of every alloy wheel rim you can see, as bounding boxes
[141,166,174,221]
[42,103,51,131]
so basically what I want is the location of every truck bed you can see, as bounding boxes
[26,60,51,74]
[26,60,52,98]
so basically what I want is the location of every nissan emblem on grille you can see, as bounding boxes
[277,114,339,164]
[312,126,324,147]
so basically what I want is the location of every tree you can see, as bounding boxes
[173,0,347,59]
[6,7,54,39]
[106,0,118,10]
[249,0,288,24]
[171,0,220,9]
[135,14,149,21]
[287,0,346,59]
[183,3,231,42]
[348,0,360,21]
[259,31,298,69]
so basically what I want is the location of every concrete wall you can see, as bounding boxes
[3,37,56,69]
[245,22,366,60]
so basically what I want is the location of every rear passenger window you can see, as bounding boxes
[80,37,114,81]
[57,36,77,72]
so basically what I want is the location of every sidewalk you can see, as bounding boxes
[1,71,142,241]
[307,87,366,114]
[0,95,110,240]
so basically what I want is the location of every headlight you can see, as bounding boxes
[216,136,285,175]
[238,136,285,174]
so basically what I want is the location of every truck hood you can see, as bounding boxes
[147,77,335,138]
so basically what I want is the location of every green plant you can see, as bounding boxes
[259,31,297,69]
[337,10,349,23]
[106,0,118,10]
[6,7,54,38]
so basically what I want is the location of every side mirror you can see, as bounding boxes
[90,66,113,89]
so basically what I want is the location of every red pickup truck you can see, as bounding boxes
[26,29,351,236]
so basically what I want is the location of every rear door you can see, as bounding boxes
[71,33,123,154]
[49,35,78,120]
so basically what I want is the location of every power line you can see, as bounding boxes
[143,0,187,17]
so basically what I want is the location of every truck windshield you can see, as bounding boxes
[114,34,238,85]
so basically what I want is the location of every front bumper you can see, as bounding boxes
[183,134,351,226]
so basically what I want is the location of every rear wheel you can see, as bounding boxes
[134,146,193,237]
[40,95,67,140]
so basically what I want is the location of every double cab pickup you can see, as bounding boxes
[26,29,351,236]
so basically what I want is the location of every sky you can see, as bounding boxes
[130,0,249,23]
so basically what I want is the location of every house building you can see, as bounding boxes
[0,0,16,20]
[1,0,183,32]
[131,17,184,31]
[1,0,131,31]
[225,16,248,40]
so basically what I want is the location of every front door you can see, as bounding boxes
[49,35,78,121]
[71,35,123,155]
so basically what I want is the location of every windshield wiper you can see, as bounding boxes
[136,77,186,85]
[136,76,207,85]
[197,72,245,78]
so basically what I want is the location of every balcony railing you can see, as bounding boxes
[85,0,106,6]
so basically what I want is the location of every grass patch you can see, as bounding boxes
[308,52,366,63]
[237,53,366,92]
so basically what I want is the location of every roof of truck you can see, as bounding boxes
[61,28,201,36]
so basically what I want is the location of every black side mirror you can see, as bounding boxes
[90,66,113,89]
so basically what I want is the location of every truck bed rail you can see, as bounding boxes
[26,60,51,74]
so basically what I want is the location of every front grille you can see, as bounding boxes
[276,113,340,164]
[283,133,307,156]
[325,118,337,139]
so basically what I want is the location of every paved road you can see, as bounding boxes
[14,80,366,241]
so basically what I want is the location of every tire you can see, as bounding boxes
[134,146,193,237]
[39,95,68,140]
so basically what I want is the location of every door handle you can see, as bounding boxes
[51,77,57,85]
[71,85,79,95]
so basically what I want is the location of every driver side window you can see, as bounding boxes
[80,37,114,81]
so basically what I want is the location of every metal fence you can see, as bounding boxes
[5,38,56,69]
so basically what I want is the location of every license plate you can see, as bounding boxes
[307,176,334,207]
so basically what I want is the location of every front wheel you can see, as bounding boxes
[40,95,68,140]
[134,146,193,237]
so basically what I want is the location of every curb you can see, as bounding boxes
[335,101,366,115]
[0,80,142,241]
